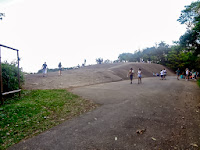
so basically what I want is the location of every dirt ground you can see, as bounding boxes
[23,62,174,90]
[11,63,200,149]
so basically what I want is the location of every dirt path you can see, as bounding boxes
[11,76,200,150]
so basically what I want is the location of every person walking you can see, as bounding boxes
[42,62,47,77]
[128,68,134,84]
[176,68,181,80]
[137,68,142,84]
[58,62,62,76]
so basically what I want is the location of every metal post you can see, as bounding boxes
[17,50,21,97]
[0,46,3,105]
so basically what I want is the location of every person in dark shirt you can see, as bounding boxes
[58,62,62,76]
[176,68,181,80]
[128,68,134,84]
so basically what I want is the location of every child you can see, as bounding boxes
[138,68,142,84]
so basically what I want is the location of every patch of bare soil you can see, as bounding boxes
[23,62,175,90]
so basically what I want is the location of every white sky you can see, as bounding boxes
[0,0,194,73]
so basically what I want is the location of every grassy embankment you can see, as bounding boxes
[0,89,97,150]
[198,79,200,87]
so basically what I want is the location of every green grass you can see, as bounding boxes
[0,89,97,150]
[197,79,200,87]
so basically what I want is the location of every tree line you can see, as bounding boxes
[118,1,200,72]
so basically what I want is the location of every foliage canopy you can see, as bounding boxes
[118,1,200,73]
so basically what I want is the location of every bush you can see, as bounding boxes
[197,79,200,88]
[2,62,24,92]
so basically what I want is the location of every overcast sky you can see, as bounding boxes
[0,0,194,73]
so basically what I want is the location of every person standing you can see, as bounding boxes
[137,68,142,84]
[160,69,164,80]
[163,68,167,80]
[176,68,181,80]
[185,68,190,81]
[42,62,47,77]
[58,62,62,76]
[128,68,134,84]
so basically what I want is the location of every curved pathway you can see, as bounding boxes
[10,77,200,150]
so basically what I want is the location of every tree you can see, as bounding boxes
[177,1,200,28]
[96,58,103,64]
[118,53,134,62]
[104,59,112,64]
[176,0,200,71]
[0,13,5,20]
[177,1,200,51]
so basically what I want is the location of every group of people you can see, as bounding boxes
[160,68,167,80]
[42,63,199,83]
[128,68,168,84]
[176,68,199,81]
[128,68,142,84]
[152,68,167,79]
[42,62,62,77]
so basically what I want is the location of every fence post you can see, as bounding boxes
[17,50,21,97]
[0,46,3,105]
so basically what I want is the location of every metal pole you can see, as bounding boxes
[17,50,21,97]
[0,46,3,105]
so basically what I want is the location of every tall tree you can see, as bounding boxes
[96,58,103,64]
[178,1,200,53]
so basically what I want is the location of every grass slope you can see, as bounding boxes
[0,89,97,150]
[197,79,200,87]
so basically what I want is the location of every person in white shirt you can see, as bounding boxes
[137,68,142,84]
[185,68,190,81]
[42,62,47,77]
[160,70,164,80]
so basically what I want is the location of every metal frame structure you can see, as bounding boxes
[0,44,21,105]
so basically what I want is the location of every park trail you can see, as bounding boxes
[10,63,200,150]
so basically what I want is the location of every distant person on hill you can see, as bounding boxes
[58,62,62,76]
[176,68,181,80]
[128,68,134,84]
[42,62,47,77]
[137,68,142,84]
[163,68,167,80]
[160,69,164,80]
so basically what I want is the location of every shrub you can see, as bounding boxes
[197,79,200,88]
[2,62,24,92]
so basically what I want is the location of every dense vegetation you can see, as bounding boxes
[2,62,24,93]
[118,1,200,72]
